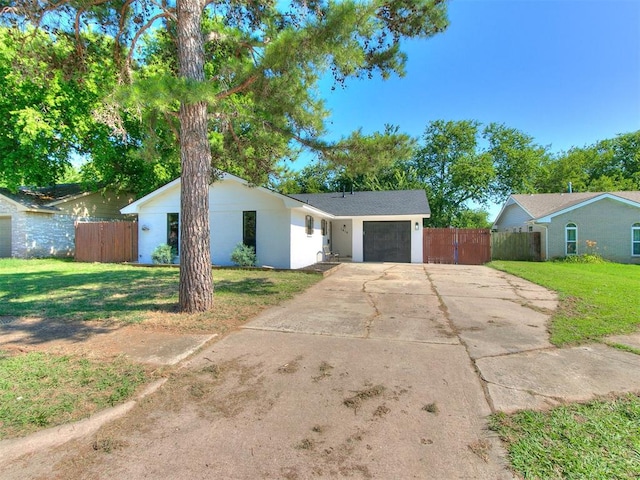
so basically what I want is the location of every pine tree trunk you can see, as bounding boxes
[176,0,214,312]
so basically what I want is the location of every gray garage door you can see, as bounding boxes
[0,217,11,258]
[363,221,411,263]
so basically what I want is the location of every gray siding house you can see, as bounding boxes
[0,184,134,258]
[493,191,640,263]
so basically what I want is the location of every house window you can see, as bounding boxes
[632,223,640,256]
[305,215,314,235]
[565,222,577,255]
[321,219,328,236]
[243,211,256,252]
[167,213,179,254]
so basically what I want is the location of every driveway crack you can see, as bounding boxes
[361,266,394,339]
[423,266,498,412]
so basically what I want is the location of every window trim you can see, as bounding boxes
[167,213,179,255]
[321,219,328,236]
[632,223,640,256]
[565,222,577,256]
[305,215,314,236]
[243,211,257,253]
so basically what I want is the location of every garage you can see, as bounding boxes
[0,217,11,258]
[363,221,411,262]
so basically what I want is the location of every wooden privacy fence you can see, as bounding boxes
[423,228,491,265]
[75,221,138,263]
[491,232,541,261]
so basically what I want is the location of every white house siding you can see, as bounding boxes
[290,209,325,268]
[133,179,297,268]
[209,181,291,268]
[331,219,353,259]
[494,202,533,232]
[544,198,640,263]
[135,184,182,264]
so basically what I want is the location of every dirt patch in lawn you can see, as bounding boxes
[0,310,245,362]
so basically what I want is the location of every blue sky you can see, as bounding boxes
[316,0,640,155]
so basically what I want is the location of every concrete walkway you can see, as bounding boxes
[3,263,640,479]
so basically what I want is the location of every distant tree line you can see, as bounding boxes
[273,121,640,228]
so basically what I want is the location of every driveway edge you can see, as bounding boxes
[0,378,167,467]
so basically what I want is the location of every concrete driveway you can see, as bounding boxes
[3,263,640,479]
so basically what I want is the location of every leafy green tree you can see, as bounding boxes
[536,130,640,193]
[0,26,179,195]
[2,1,449,312]
[451,208,491,229]
[0,28,105,190]
[411,120,549,227]
[411,120,491,227]
[484,122,548,196]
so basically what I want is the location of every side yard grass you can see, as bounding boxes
[0,258,323,439]
[0,352,148,439]
[490,394,640,480]
[488,260,640,346]
[488,260,640,479]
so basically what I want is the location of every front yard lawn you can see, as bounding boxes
[489,260,640,479]
[0,259,322,439]
[489,260,640,346]
[0,258,321,332]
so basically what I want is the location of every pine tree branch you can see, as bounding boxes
[127,12,171,71]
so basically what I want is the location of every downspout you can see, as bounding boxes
[531,220,549,261]
[539,223,549,260]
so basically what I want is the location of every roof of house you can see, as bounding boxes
[289,190,431,217]
[0,184,87,212]
[509,191,640,219]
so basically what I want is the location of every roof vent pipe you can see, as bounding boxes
[568,181,573,193]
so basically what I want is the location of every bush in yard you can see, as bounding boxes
[231,243,256,267]
[556,241,607,264]
[151,244,176,264]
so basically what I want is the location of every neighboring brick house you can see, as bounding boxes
[0,184,135,258]
[493,191,640,263]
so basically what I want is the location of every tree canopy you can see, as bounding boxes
[275,119,551,228]
[536,131,640,193]
[1,0,450,312]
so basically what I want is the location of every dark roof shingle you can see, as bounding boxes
[0,184,86,211]
[290,190,430,217]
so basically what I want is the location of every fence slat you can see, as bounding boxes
[490,232,541,261]
[423,228,491,265]
[75,222,138,263]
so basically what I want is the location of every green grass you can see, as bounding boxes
[0,351,149,439]
[490,394,640,479]
[489,261,640,345]
[0,258,321,329]
[0,259,323,439]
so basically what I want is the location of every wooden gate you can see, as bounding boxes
[75,221,138,263]
[423,228,491,265]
